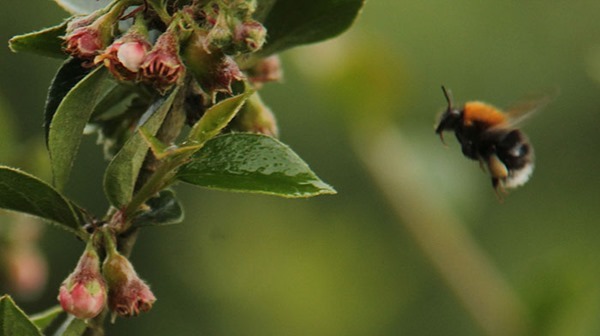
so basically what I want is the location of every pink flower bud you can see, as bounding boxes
[63,7,122,60]
[103,249,156,318]
[183,29,245,94]
[58,245,107,319]
[233,20,266,53]
[95,33,151,81]
[64,27,105,59]
[211,56,245,94]
[140,31,185,94]
[247,55,283,88]
[231,92,279,137]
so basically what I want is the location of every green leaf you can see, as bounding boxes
[90,83,141,122]
[0,167,87,237]
[8,21,68,59]
[53,0,112,14]
[104,88,179,208]
[29,306,63,332]
[48,66,114,190]
[132,189,184,227]
[44,58,92,142]
[177,133,336,198]
[256,0,366,57]
[186,90,253,146]
[54,315,87,336]
[0,295,43,336]
[139,127,172,160]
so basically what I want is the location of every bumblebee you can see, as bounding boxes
[435,86,551,196]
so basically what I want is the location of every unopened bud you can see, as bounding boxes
[64,26,105,59]
[232,20,266,54]
[58,242,107,319]
[95,30,151,81]
[184,29,244,94]
[247,55,283,88]
[231,92,278,137]
[139,30,185,94]
[63,7,121,60]
[103,236,156,318]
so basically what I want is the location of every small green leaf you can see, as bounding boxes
[186,90,253,147]
[53,0,112,14]
[256,0,366,57]
[177,133,336,198]
[139,127,171,159]
[29,306,63,332]
[104,88,179,208]
[0,167,86,237]
[140,127,211,162]
[48,66,114,190]
[132,189,184,227]
[44,58,92,142]
[0,295,43,336]
[9,21,68,59]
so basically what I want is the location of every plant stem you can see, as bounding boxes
[85,85,187,335]
[356,127,531,336]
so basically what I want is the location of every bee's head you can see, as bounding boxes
[435,86,462,143]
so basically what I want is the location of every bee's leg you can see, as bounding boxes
[488,154,509,203]
[492,178,506,203]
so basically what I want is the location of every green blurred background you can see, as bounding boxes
[2,1,600,335]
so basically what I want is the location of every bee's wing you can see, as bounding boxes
[501,87,558,128]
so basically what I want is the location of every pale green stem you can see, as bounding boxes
[355,127,530,336]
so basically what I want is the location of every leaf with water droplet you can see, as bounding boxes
[185,89,253,147]
[177,133,336,198]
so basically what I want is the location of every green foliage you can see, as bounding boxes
[0,295,43,336]
[48,67,114,190]
[186,90,254,147]
[0,167,87,237]
[44,58,92,140]
[177,133,336,197]
[103,88,178,208]
[256,0,366,57]
[8,21,68,59]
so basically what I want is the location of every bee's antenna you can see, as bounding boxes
[441,85,453,109]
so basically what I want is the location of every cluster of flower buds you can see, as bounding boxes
[183,29,245,95]
[63,0,280,140]
[57,232,155,320]
[61,0,269,96]
[63,4,186,94]
[196,0,266,55]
